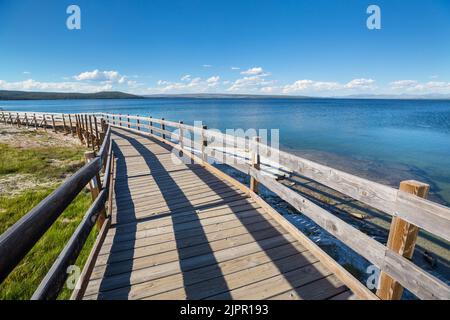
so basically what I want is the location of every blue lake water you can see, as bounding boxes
[1,98,450,205]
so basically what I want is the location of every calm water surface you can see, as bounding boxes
[2,98,450,205]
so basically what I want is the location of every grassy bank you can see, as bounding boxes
[0,125,96,299]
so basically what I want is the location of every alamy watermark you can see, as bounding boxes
[168,122,282,175]
[66,5,81,30]
[66,265,81,290]
[367,5,381,30]
[366,264,380,290]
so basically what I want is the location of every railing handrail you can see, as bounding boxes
[0,113,113,299]
[0,157,102,283]
[31,137,114,300]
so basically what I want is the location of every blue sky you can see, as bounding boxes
[0,0,449,96]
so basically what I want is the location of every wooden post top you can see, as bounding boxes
[399,180,430,198]
[84,151,96,160]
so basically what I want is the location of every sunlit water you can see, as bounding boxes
[2,98,450,205]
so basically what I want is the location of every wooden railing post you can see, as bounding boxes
[79,115,85,144]
[43,115,47,131]
[94,116,100,147]
[68,115,74,136]
[84,151,105,230]
[62,114,67,134]
[51,115,56,132]
[179,121,184,151]
[201,125,207,164]
[250,136,261,194]
[149,116,153,134]
[161,118,166,140]
[89,115,95,150]
[137,116,141,131]
[377,180,430,300]
[84,152,101,199]
[119,114,122,127]
[84,115,90,147]
[127,114,130,128]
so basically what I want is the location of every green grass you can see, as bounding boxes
[0,143,85,179]
[0,136,98,300]
[0,189,96,299]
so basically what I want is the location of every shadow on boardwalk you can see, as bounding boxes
[105,129,232,299]
[97,129,346,300]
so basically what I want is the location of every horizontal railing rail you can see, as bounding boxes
[98,112,450,300]
[0,112,113,299]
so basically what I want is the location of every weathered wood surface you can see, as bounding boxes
[81,128,361,300]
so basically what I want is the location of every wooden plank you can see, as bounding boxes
[109,206,270,241]
[105,210,272,246]
[329,290,359,300]
[95,222,288,266]
[113,184,243,211]
[205,261,333,300]
[99,217,276,256]
[84,237,301,298]
[112,189,248,218]
[144,250,319,300]
[267,275,348,300]
[111,194,251,225]
[87,241,307,299]
[113,176,232,200]
[88,233,296,282]
[111,198,259,233]
[91,225,291,279]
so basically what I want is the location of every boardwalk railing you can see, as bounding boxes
[99,112,450,300]
[0,111,114,300]
[0,111,449,300]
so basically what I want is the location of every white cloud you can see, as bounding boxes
[226,66,274,92]
[231,67,240,70]
[344,78,376,89]
[260,86,278,93]
[150,76,220,93]
[283,80,340,93]
[206,76,220,87]
[181,74,191,81]
[390,80,450,92]
[202,64,212,68]
[74,69,126,84]
[241,67,264,76]
[282,78,376,94]
[227,75,275,92]
[390,80,419,89]
[0,78,113,92]
[23,71,31,75]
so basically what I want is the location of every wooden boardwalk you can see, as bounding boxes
[2,111,448,300]
[81,128,357,300]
